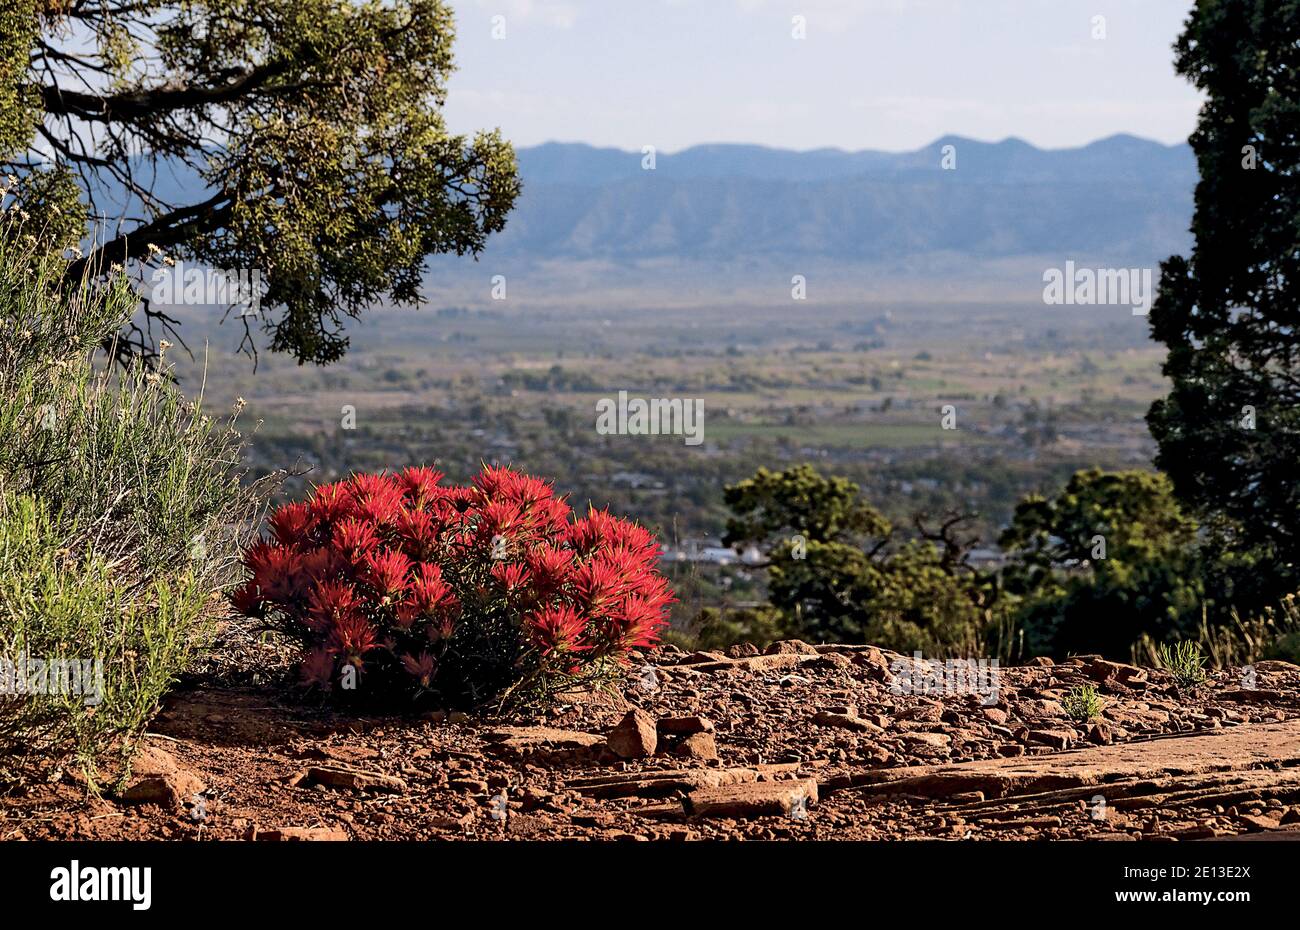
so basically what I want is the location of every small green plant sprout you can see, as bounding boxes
[1063,684,1104,722]
[1157,640,1208,687]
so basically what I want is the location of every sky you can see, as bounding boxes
[441,0,1203,153]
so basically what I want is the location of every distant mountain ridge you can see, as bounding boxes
[489,135,1194,264]
[90,135,1196,275]
[518,134,1193,185]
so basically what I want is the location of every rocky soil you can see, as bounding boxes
[6,641,1300,841]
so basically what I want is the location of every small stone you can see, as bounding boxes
[683,650,728,664]
[1170,826,1224,840]
[607,709,658,758]
[117,746,205,809]
[902,732,951,750]
[764,640,819,656]
[851,648,894,681]
[813,653,853,669]
[898,704,943,723]
[1223,689,1284,704]
[1022,699,1067,718]
[506,814,551,836]
[672,731,718,762]
[657,715,714,735]
[1086,658,1147,684]
[981,707,1009,725]
[1087,723,1114,745]
[1239,813,1282,831]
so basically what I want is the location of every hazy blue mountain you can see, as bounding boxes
[89,135,1195,268]
[500,135,1194,262]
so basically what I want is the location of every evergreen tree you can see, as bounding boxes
[1148,1,1300,573]
[3,0,519,365]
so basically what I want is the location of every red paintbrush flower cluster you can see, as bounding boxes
[231,465,673,705]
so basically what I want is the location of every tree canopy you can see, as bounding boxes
[723,464,1000,656]
[999,469,1204,658]
[1147,0,1300,569]
[3,0,520,365]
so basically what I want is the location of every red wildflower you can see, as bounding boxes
[242,538,275,575]
[566,508,660,560]
[444,486,478,510]
[306,580,359,632]
[564,507,622,555]
[482,468,558,511]
[351,472,406,527]
[606,595,669,652]
[411,563,450,609]
[298,546,341,584]
[635,573,676,614]
[525,545,575,596]
[245,542,305,605]
[333,518,379,564]
[532,496,573,533]
[477,499,526,543]
[426,594,460,643]
[401,651,438,688]
[237,464,673,707]
[398,563,452,627]
[572,557,631,614]
[491,561,532,597]
[398,466,445,505]
[525,605,591,656]
[326,613,380,666]
[268,501,313,546]
[300,648,337,689]
[228,580,263,617]
[364,548,412,603]
[308,481,355,527]
[395,507,439,561]
[471,464,519,500]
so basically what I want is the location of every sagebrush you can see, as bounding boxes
[0,203,260,786]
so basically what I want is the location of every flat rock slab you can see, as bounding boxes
[685,778,820,819]
[665,653,816,673]
[483,726,604,749]
[567,763,801,799]
[482,726,606,765]
[304,765,407,793]
[838,719,1300,800]
[1215,826,1300,841]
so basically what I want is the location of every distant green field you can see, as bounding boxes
[703,421,993,448]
